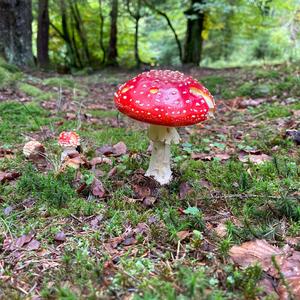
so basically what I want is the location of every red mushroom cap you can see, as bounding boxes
[58,131,80,147]
[114,70,215,127]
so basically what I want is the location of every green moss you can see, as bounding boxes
[0,66,21,88]
[43,77,75,88]
[0,101,52,143]
[17,82,52,100]
[0,58,19,73]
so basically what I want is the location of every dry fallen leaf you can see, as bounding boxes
[97,141,127,157]
[179,182,192,200]
[229,240,300,299]
[90,156,113,166]
[25,239,40,251]
[229,239,282,270]
[0,171,21,183]
[0,148,14,159]
[238,98,265,108]
[112,142,127,156]
[91,178,105,198]
[238,152,272,164]
[54,232,66,242]
[3,232,36,251]
[176,230,191,241]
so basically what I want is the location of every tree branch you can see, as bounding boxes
[142,0,182,62]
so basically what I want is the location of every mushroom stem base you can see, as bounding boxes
[61,147,78,162]
[145,125,180,185]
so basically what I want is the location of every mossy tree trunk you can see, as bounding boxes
[0,0,34,67]
[106,0,118,66]
[183,0,205,66]
[37,0,50,68]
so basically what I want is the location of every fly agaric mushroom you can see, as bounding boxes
[58,131,80,161]
[114,70,215,185]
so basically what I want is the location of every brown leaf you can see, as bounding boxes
[90,157,113,166]
[229,240,300,298]
[25,239,40,251]
[179,182,192,200]
[214,223,227,238]
[0,171,21,183]
[191,153,213,161]
[90,215,103,228]
[54,231,66,242]
[0,148,14,159]
[131,173,160,199]
[91,178,105,198]
[122,237,136,246]
[199,179,211,189]
[112,142,127,156]
[3,232,35,251]
[62,155,89,169]
[107,166,117,178]
[258,278,277,296]
[215,153,231,161]
[229,239,282,270]
[97,141,127,157]
[143,196,157,207]
[238,152,272,164]
[238,98,265,108]
[97,145,115,156]
[134,223,149,235]
[176,230,191,241]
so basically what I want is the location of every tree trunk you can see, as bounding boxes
[69,0,91,66]
[0,0,33,67]
[106,0,118,66]
[98,0,106,64]
[37,0,49,68]
[127,0,142,68]
[183,0,205,66]
[60,0,77,67]
[134,16,141,68]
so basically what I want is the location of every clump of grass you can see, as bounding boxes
[0,65,21,88]
[18,82,53,100]
[43,77,75,88]
[17,165,78,208]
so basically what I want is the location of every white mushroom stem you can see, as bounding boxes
[145,124,180,185]
[61,146,78,162]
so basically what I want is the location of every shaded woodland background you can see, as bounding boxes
[0,0,299,71]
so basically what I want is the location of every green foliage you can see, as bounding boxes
[0,101,51,143]
[17,165,78,208]
[35,0,300,69]
[0,65,21,88]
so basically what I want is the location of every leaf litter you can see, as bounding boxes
[229,239,300,299]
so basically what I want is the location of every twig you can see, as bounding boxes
[70,214,82,223]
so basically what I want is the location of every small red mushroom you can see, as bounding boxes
[114,70,215,184]
[58,131,80,161]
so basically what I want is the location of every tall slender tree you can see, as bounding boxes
[126,0,144,67]
[69,0,91,66]
[98,0,106,64]
[106,0,118,66]
[183,0,205,66]
[37,0,50,68]
[0,0,33,66]
[143,0,183,63]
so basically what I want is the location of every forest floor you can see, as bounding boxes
[0,62,299,299]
